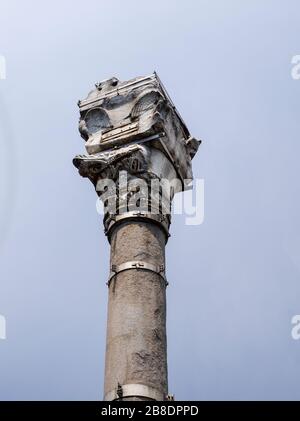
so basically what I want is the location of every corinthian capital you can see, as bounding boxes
[73,73,200,239]
[73,72,200,188]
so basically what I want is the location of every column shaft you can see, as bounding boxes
[104,221,168,401]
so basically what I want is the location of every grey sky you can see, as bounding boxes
[0,0,300,400]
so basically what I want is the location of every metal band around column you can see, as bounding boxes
[104,211,171,242]
[104,383,166,401]
[107,260,168,287]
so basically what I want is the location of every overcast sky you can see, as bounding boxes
[0,0,300,400]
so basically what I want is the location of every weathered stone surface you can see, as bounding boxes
[104,221,167,399]
[74,73,201,186]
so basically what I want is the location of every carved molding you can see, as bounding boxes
[75,73,200,183]
[73,73,201,227]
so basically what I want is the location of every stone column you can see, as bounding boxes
[73,73,200,401]
[105,220,167,401]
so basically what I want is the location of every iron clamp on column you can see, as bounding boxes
[107,260,168,287]
[104,211,171,244]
